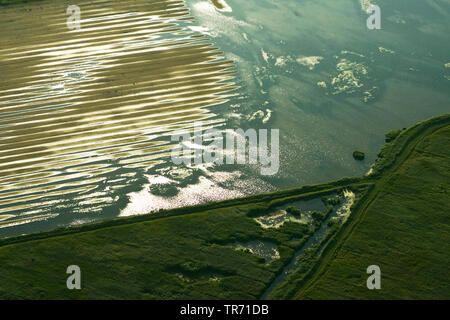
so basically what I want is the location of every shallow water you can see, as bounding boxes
[1,0,449,237]
[0,0,238,236]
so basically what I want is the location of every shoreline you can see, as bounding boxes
[1,114,448,245]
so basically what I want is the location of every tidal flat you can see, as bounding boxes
[0,114,448,299]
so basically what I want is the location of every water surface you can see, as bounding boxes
[1,0,449,237]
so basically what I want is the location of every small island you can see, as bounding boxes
[352,150,365,161]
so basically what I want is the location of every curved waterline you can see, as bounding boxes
[0,0,237,234]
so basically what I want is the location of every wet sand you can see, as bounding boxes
[0,0,236,231]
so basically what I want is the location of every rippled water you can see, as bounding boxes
[1,0,449,237]
[0,0,240,236]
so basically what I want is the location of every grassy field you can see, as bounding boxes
[0,114,448,299]
[0,0,39,5]
[0,178,363,299]
[292,122,450,299]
